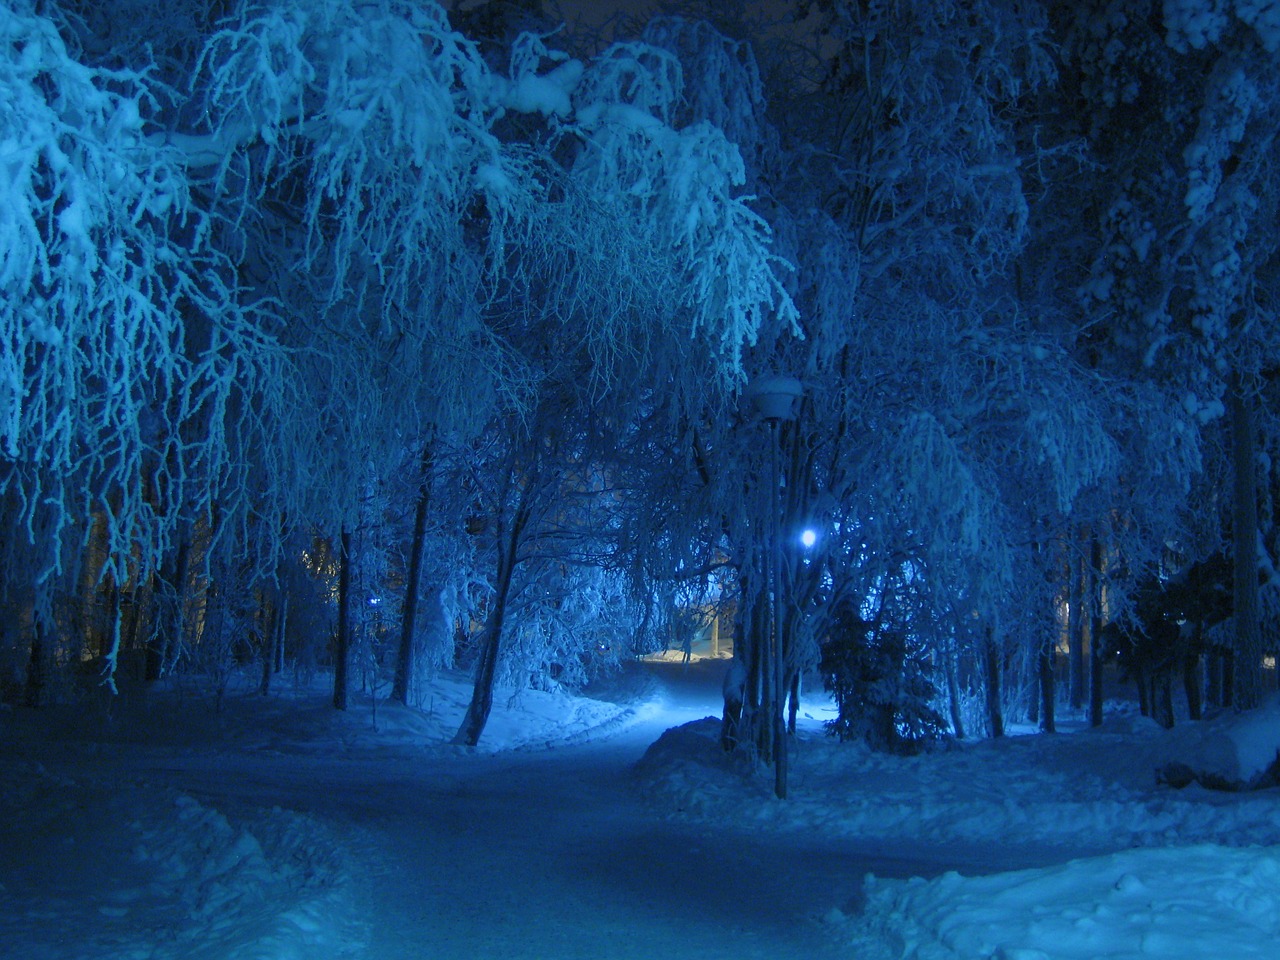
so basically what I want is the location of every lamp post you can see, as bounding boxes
[747,374,802,800]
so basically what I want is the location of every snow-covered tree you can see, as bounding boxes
[1060,0,1280,708]
[0,0,294,692]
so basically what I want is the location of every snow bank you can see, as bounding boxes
[636,712,1280,850]
[843,845,1280,960]
[0,666,643,960]
[0,762,355,960]
[1158,694,1280,790]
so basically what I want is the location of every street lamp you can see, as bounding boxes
[747,374,802,800]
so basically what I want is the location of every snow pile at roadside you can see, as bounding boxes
[841,844,1280,960]
[0,666,643,960]
[635,711,1280,850]
[1157,693,1280,789]
[144,667,634,756]
[0,762,356,960]
[636,701,1280,960]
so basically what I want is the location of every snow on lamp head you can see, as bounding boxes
[746,374,803,421]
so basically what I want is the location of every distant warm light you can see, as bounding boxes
[800,529,817,549]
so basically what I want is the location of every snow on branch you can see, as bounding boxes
[569,40,799,380]
[196,0,512,320]
[640,16,772,164]
[1,3,194,574]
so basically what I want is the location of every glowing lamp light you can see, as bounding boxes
[800,529,817,549]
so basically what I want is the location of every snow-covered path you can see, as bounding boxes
[9,659,1279,959]
[0,658,1048,959]
[105,660,886,959]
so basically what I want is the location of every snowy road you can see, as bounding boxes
[6,658,1174,960]
[121,660,876,959]
[8,659,1280,959]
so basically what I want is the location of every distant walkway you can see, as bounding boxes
[344,656,860,960]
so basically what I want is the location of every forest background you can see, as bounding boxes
[3,0,1279,766]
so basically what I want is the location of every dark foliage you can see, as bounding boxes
[819,604,948,754]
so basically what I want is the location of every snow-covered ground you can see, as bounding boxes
[638,681,1280,959]
[1,656,1278,959]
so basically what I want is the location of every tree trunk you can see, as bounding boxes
[1089,536,1105,727]
[453,539,518,747]
[1183,642,1202,721]
[1134,663,1150,717]
[769,420,787,800]
[945,649,966,739]
[453,487,531,747]
[392,446,434,704]
[720,639,746,751]
[786,671,800,736]
[333,529,353,711]
[983,627,1004,738]
[1038,633,1056,733]
[733,613,760,750]
[1068,549,1085,710]
[23,617,47,708]
[1156,676,1174,728]
[260,594,278,696]
[275,591,287,674]
[146,536,190,682]
[1231,381,1263,709]
[731,568,773,763]
[100,575,126,694]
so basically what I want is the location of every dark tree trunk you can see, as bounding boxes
[393,446,434,704]
[787,670,800,736]
[123,583,145,675]
[145,536,190,682]
[720,637,746,752]
[453,486,531,748]
[1206,644,1222,708]
[983,628,1004,738]
[730,571,772,763]
[453,539,518,747]
[100,575,127,692]
[333,529,353,711]
[1231,381,1263,709]
[1183,647,1202,721]
[1089,537,1105,727]
[945,650,966,739]
[23,618,47,708]
[1156,677,1175,728]
[275,590,287,674]
[1038,635,1056,733]
[260,593,279,696]
[1069,549,1086,710]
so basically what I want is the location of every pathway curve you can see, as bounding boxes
[149,658,870,958]
[62,659,1007,959]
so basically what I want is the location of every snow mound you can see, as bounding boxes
[633,717,762,814]
[0,763,357,960]
[636,715,1280,850]
[1157,695,1280,790]
[845,844,1280,960]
